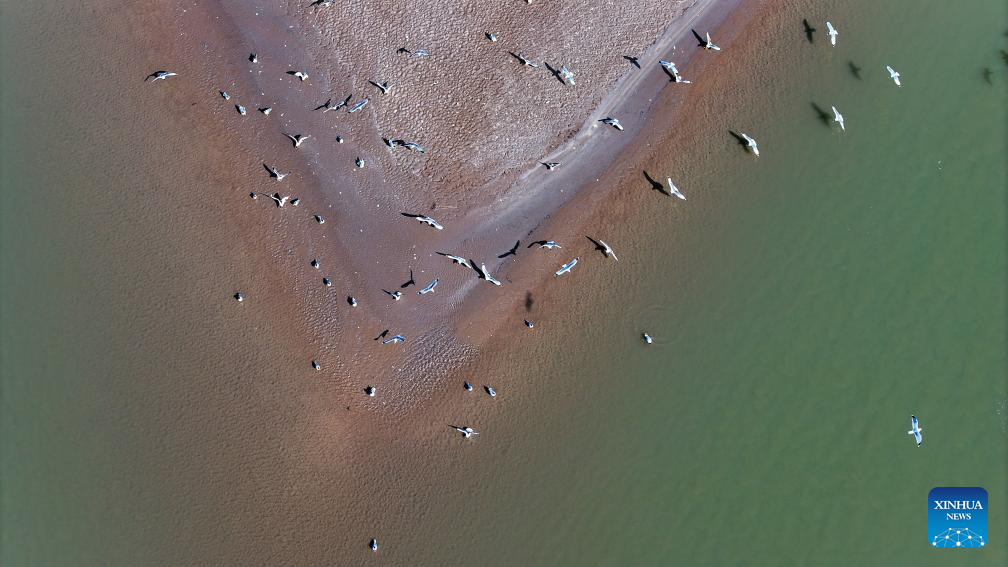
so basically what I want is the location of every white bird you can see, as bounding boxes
[826,21,838,46]
[347,296,358,307]
[364,386,376,396]
[436,252,472,269]
[666,177,686,200]
[369,538,378,551]
[528,240,561,249]
[509,52,539,68]
[383,335,406,344]
[288,70,309,81]
[908,415,923,447]
[484,385,497,397]
[659,60,692,84]
[220,90,230,100]
[145,70,177,82]
[542,162,560,170]
[235,104,247,115]
[886,65,902,87]
[486,32,498,42]
[348,98,370,113]
[401,213,444,230]
[418,279,438,294]
[703,31,721,51]
[369,80,390,94]
[452,425,479,438]
[555,257,579,276]
[312,360,321,370]
[259,106,272,115]
[476,263,502,286]
[463,381,474,391]
[831,106,845,131]
[284,133,311,147]
[588,236,618,261]
[600,117,624,131]
[355,157,365,168]
[267,192,289,207]
[234,292,244,302]
[559,66,576,85]
[740,133,760,156]
[264,164,288,180]
[643,333,653,344]
[322,277,332,287]
[382,289,403,301]
[314,214,325,224]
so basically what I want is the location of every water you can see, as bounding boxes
[3,0,1005,565]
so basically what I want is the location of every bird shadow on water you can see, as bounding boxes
[847,61,862,80]
[643,170,670,196]
[802,19,816,43]
[810,102,831,126]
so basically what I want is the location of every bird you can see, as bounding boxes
[374,329,389,341]
[559,66,576,85]
[643,333,653,344]
[391,139,426,153]
[486,32,498,42]
[542,162,560,170]
[348,296,358,307]
[508,52,539,68]
[289,197,300,206]
[310,0,333,6]
[463,381,474,391]
[235,104,247,115]
[694,30,720,51]
[284,133,311,147]
[451,425,479,438]
[287,70,309,81]
[983,67,993,85]
[249,53,258,63]
[497,240,520,259]
[234,292,244,302]
[886,65,902,87]
[666,177,686,200]
[314,214,325,224]
[364,386,376,397]
[369,538,378,551]
[528,240,561,249]
[586,236,618,261]
[484,385,497,397]
[312,360,321,370]
[220,90,230,100]
[831,106,845,131]
[259,107,273,115]
[348,99,370,113]
[474,263,502,286]
[382,289,403,301]
[316,94,351,112]
[659,60,691,84]
[524,319,534,328]
[383,335,406,344]
[145,70,177,82]
[311,259,320,269]
[400,269,415,288]
[369,80,390,94]
[623,55,641,69]
[267,192,289,207]
[907,415,923,447]
[418,279,438,295]
[826,21,838,46]
[322,277,332,287]
[401,213,444,230]
[600,117,624,131]
[436,252,472,269]
[555,257,578,276]
[740,133,760,156]
[264,164,288,180]
[355,157,365,168]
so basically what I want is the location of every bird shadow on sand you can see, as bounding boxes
[543,62,567,85]
[585,236,610,258]
[623,55,641,69]
[643,170,670,196]
[525,291,534,312]
[728,130,749,148]
[847,61,862,80]
[810,102,831,126]
[802,19,816,43]
[690,29,706,47]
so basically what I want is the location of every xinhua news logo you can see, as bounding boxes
[929,487,987,548]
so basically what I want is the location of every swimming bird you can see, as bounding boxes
[528,240,561,249]
[692,29,720,51]
[600,117,624,131]
[382,289,403,301]
[623,55,641,69]
[234,292,244,302]
[348,296,358,307]
[886,65,902,87]
[451,425,479,438]
[586,236,618,261]
[484,385,497,397]
[369,538,378,551]
[287,70,309,81]
[826,21,838,46]
[436,252,472,269]
[145,70,177,82]
[486,32,498,42]
[401,213,444,230]
[264,164,288,180]
[559,66,576,85]
[400,269,415,288]
[555,257,578,276]
[463,381,474,391]
[369,80,390,94]
[314,214,325,224]
[508,52,540,68]
[259,107,272,115]
[474,263,502,286]
[348,98,370,113]
[374,329,389,341]
[383,335,406,344]
[908,415,923,447]
[267,192,289,207]
[666,177,686,200]
[419,278,438,294]
[235,104,247,115]
[802,19,816,43]
[542,162,560,170]
[740,133,760,156]
[284,133,311,147]
[643,333,653,344]
[831,105,845,131]
[497,240,520,259]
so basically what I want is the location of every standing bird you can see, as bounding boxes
[586,236,619,261]
[907,415,923,447]
[401,212,444,230]
[145,70,178,82]
[886,65,902,87]
[284,133,311,147]
[369,538,378,551]
[642,333,653,344]
[484,385,497,397]
[666,177,686,200]
[600,117,624,131]
[555,258,579,276]
[831,106,845,131]
[826,21,838,46]
[497,240,521,259]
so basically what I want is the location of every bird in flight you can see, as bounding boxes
[528,240,561,249]
[886,65,902,87]
[660,60,692,84]
[316,94,352,113]
[666,178,686,200]
[369,80,390,94]
[418,278,438,295]
[692,29,720,51]
[263,164,288,180]
[348,98,370,113]
[907,415,923,447]
[600,117,624,131]
[497,240,521,259]
[287,70,309,81]
[284,133,311,147]
[826,21,838,46]
[401,213,444,230]
[508,52,540,68]
[586,236,619,261]
[473,263,502,286]
[555,258,579,276]
[436,252,471,269]
[740,133,760,156]
[382,289,403,301]
[451,425,479,438]
[383,335,406,344]
[542,162,560,170]
[146,70,178,82]
[831,106,845,131]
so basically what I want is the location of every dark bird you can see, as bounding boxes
[623,55,641,69]
[1001,49,1008,65]
[373,329,389,341]
[497,240,520,259]
[847,61,862,80]
[802,19,816,43]
[400,269,415,288]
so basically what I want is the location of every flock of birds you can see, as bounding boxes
[135,4,1008,552]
